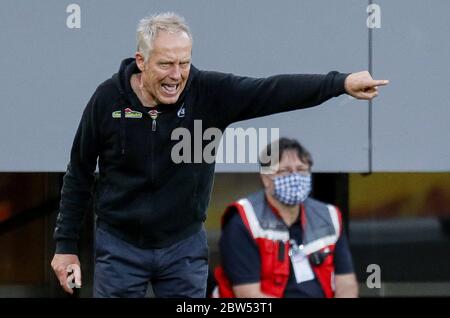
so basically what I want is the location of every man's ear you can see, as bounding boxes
[135,52,146,72]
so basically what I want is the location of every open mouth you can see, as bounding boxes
[161,83,179,95]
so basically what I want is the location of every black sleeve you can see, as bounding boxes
[334,229,355,275]
[199,70,348,128]
[53,90,101,255]
[219,211,261,285]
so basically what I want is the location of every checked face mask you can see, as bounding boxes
[272,172,312,206]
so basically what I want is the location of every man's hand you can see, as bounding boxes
[345,71,389,100]
[51,254,82,294]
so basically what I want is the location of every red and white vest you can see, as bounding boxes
[213,191,343,298]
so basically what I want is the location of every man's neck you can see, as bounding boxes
[130,73,156,107]
[265,190,300,227]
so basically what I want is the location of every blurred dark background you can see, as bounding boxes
[1,172,449,297]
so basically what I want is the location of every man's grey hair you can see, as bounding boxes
[137,12,192,62]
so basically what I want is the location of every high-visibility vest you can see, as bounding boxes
[213,191,342,298]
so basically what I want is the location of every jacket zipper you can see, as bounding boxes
[147,109,160,184]
[148,109,160,132]
[139,109,159,245]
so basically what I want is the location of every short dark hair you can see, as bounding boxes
[259,137,313,169]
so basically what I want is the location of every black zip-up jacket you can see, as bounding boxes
[54,58,348,254]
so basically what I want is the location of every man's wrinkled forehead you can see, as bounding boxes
[150,31,192,55]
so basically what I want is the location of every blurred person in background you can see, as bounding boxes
[213,138,358,298]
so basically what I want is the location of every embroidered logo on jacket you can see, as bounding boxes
[177,103,185,118]
[112,108,142,119]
